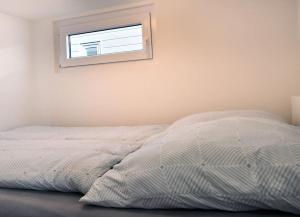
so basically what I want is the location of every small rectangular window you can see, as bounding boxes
[55,4,153,68]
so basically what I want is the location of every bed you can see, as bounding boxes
[0,111,299,216]
[0,188,297,217]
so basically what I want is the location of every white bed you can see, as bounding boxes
[0,111,299,214]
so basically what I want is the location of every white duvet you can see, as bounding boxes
[0,125,166,193]
[82,116,300,214]
[1,111,300,214]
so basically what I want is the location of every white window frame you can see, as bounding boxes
[54,4,153,68]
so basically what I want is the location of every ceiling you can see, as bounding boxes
[0,0,138,20]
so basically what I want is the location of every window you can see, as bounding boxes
[69,25,143,58]
[55,4,153,68]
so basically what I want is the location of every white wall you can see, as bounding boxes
[32,0,300,126]
[0,13,33,130]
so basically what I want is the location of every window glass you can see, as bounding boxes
[69,24,143,58]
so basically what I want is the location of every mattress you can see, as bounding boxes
[0,189,297,217]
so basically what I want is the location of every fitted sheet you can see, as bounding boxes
[0,189,297,217]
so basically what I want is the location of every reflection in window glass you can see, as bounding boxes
[69,24,143,58]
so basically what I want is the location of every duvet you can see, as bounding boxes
[0,125,166,193]
[1,111,300,214]
[82,114,300,214]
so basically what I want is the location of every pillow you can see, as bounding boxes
[168,110,286,131]
[81,117,300,214]
[0,139,140,193]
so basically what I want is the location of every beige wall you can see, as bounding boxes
[32,0,300,126]
[0,13,33,130]
[298,0,300,42]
